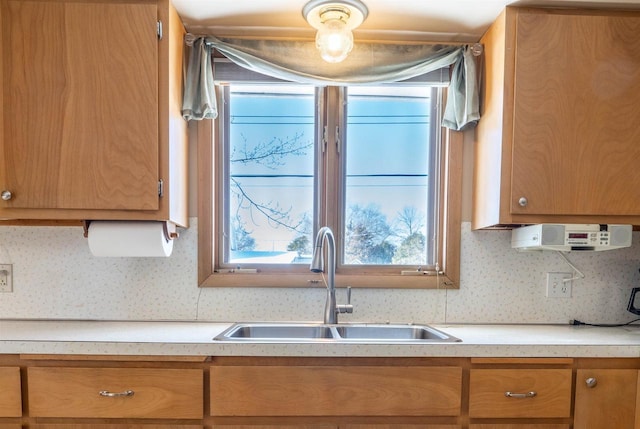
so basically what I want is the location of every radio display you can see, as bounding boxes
[568,233,589,239]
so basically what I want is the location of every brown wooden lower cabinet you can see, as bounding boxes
[0,354,638,429]
[0,367,22,417]
[468,369,572,418]
[28,367,203,419]
[469,425,570,429]
[211,426,335,429]
[210,365,462,417]
[210,423,460,429]
[574,368,639,429]
[340,424,462,429]
[33,426,203,429]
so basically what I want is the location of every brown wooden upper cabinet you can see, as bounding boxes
[0,0,188,226]
[473,7,640,229]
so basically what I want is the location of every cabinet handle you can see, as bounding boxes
[585,377,598,388]
[1,190,12,201]
[505,391,537,398]
[518,197,528,207]
[99,390,134,397]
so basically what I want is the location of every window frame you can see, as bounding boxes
[196,85,463,289]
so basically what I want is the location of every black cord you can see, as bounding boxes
[570,318,640,327]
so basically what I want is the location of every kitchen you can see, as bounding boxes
[1,0,640,427]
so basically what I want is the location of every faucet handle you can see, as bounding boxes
[337,286,354,314]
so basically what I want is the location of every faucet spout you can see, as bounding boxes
[310,226,337,324]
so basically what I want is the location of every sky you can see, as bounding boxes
[228,84,433,262]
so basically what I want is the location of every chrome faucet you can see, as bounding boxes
[310,226,353,324]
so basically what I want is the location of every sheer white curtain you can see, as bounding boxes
[182,36,479,130]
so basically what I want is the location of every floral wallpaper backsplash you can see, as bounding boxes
[0,219,638,324]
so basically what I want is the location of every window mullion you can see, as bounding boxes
[321,87,344,262]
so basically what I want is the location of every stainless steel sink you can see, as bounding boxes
[214,322,461,343]
[334,324,454,341]
[221,323,333,340]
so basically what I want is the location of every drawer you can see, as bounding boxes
[33,426,203,429]
[28,367,203,419]
[468,423,569,429]
[212,426,335,429]
[469,369,572,418]
[0,367,21,417]
[210,365,462,416]
[346,426,462,429]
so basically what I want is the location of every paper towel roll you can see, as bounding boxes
[88,221,174,257]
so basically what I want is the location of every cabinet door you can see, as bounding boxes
[574,369,637,429]
[0,367,21,417]
[211,365,462,417]
[510,11,640,216]
[0,0,159,211]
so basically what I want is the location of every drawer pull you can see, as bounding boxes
[99,390,134,397]
[505,391,537,398]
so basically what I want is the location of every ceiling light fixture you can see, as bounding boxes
[302,0,368,63]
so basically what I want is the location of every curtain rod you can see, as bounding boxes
[184,33,483,56]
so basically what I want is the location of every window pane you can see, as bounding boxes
[225,85,315,264]
[344,86,436,266]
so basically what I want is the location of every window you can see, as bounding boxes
[197,82,463,289]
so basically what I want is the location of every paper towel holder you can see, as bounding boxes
[82,220,179,241]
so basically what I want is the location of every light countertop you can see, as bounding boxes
[0,320,638,358]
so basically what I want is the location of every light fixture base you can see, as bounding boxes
[303,0,368,30]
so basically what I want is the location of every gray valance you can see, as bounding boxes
[182,36,479,131]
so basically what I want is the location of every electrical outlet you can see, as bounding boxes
[546,272,572,298]
[0,264,13,293]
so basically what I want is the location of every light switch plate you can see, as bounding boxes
[546,272,572,298]
[0,263,13,293]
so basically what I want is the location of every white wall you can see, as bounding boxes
[0,218,638,324]
[1,128,638,324]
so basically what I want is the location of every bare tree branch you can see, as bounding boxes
[231,177,305,233]
[231,132,313,169]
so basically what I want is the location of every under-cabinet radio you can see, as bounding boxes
[511,224,632,251]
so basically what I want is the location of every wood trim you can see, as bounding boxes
[20,354,208,362]
[471,358,574,365]
[197,93,463,289]
[441,129,463,288]
[636,372,640,429]
[197,119,215,286]
[0,220,83,227]
[209,356,468,367]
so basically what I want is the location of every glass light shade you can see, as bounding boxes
[315,18,353,63]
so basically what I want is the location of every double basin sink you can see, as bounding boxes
[214,322,461,343]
